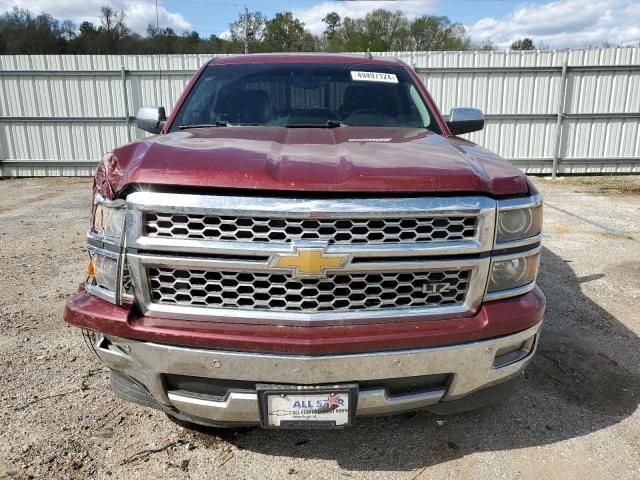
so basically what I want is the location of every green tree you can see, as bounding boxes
[362,9,410,51]
[322,12,342,52]
[331,9,413,52]
[0,7,74,54]
[322,12,341,36]
[229,11,266,52]
[97,6,129,53]
[510,38,535,50]
[337,16,367,51]
[263,12,316,52]
[409,15,471,51]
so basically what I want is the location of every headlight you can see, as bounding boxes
[496,196,543,244]
[86,193,127,303]
[91,194,126,240]
[89,250,119,291]
[486,249,541,298]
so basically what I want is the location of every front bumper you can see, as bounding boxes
[65,287,545,355]
[89,321,541,426]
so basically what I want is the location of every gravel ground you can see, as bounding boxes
[0,176,638,479]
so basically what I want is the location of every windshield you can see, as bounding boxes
[170,63,439,132]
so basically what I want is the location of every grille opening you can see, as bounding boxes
[144,213,479,245]
[148,268,471,313]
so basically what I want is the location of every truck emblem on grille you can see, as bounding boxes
[271,247,350,278]
[422,283,451,294]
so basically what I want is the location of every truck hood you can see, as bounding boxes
[110,126,528,196]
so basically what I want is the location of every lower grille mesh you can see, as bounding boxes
[148,268,471,313]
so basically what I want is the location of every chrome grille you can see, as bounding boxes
[127,192,496,324]
[148,268,471,313]
[144,213,478,244]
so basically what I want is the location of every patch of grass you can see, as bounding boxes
[561,176,640,194]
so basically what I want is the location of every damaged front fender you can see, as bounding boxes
[93,152,127,200]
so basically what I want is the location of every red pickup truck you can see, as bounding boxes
[65,54,544,429]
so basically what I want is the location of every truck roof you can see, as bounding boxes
[210,53,405,67]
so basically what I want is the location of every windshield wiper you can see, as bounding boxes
[179,121,231,130]
[285,120,344,128]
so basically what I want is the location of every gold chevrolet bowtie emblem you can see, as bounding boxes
[271,248,349,278]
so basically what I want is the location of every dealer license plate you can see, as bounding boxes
[257,384,358,428]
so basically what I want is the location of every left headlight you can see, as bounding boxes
[486,249,541,297]
[495,195,543,244]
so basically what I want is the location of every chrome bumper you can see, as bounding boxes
[93,322,541,426]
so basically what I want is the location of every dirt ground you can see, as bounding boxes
[0,176,638,479]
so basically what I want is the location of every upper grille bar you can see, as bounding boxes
[126,193,497,257]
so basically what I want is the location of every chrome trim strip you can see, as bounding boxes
[168,391,259,423]
[128,252,487,274]
[497,193,543,211]
[127,192,496,218]
[484,281,537,302]
[87,230,122,249]
[87,244,120,260]
[95,323,542,423]
[357,388,445,416]
[127,253,490,325]
[125,192,497,257]
[132,236,489,257]
[490,245,542,262]
[495,233,542,251]
[85,284,117,303]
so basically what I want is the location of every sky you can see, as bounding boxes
[1,0,639,49]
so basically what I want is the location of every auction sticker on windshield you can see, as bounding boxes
[351,71,398,83]
[258,385,357,428]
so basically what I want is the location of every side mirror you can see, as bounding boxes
[136,106,167,134]
[446,108,484,135]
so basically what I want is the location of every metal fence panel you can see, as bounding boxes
[0,48,639,177]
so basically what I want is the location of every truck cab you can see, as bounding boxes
[65,54,544,429]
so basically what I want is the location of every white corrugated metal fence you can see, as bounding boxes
[0,48,639,177]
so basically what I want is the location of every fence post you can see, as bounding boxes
[120,65,131,142]
[552,61,568,179]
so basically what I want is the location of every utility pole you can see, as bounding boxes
[244,6,249,54]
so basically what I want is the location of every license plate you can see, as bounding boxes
[257,384,358,428]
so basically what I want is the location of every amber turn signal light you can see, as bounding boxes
[87,259,96,278]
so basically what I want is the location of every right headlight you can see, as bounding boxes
[86,193,127,303]
[485,248,541,300]
[88,249,120,292]
[91,194,126,241]
[496,195,543,244]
